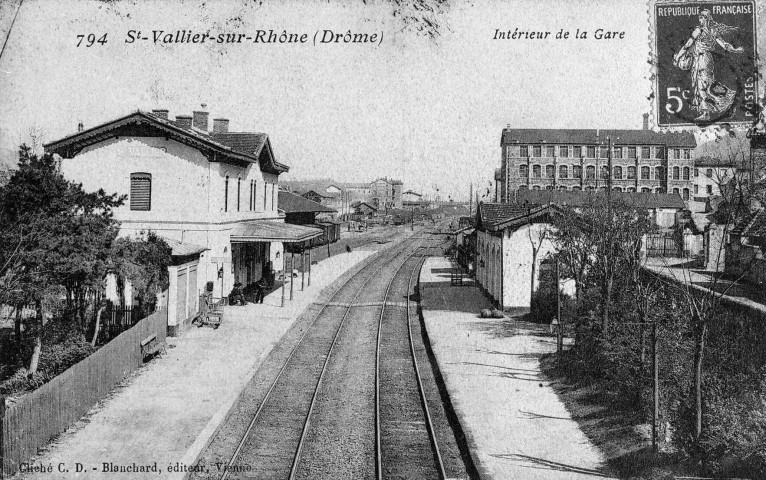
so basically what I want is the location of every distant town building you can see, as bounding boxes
[402,189,429,211]
[693,155,748,200]
[283,177,404,213]
[497,123,697,202]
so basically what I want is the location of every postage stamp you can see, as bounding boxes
[652,1,759,127]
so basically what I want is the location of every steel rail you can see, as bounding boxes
[288,236,427,480]
[220,233,418,480]
[374,240,447,480]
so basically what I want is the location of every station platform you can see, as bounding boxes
[20,249,377,480]
[419,256,615,480]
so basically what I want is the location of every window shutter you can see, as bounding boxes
[130,173,151,211]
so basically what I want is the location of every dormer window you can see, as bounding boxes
[130,173,151,211]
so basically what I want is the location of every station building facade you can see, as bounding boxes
[45,109,321,333]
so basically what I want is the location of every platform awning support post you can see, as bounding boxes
[281,245,286,307]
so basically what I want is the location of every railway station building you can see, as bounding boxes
[45,108,322,334]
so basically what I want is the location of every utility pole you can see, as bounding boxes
[469,183,473,215]
[652,320,659,452]
[556,256,563,356]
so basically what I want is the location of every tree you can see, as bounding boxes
[0,145,124,374]
[109,232,172,314]
[550,205,594,302]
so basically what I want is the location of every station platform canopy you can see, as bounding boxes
[230,221,323,243]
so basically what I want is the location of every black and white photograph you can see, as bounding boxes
[0,0,765,478]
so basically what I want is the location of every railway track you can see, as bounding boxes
[375,246,445,479]
[217,234,427,479]
[196,225,470,480]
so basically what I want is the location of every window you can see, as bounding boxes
[613,186,622,192]
[263,181,268,210]
[683,149,691,159]
[532,185,541,190]
[655,166,665,180]
[683,167,690,180]
[237,177,241,211]
[520,145,529,156]
[655,188,663,194]
[706,185,713,195]
[673,187,680,195]
[600,146,609,158]
[673,148,681,159]
[642,187,651,193]
[518,184,528,190]
[545,165,555,178]
[655,147,665,159]
[573,146,582,157]
[600,165,609,179]
[532,165,541,178]
[694,168,699,177]
[559,146,569,157]
[641,147,650,158]
[559,165,568,178]
[249,180,254,210]
[627,166,636,179]
[673,166,680,180]
[586,165,595,179]
[519,164,528,178]
[545,185,554,190]
[628,147,637,159]
[559,186,567,191]
[706,168,713,178]
[224,175,229,212]
[694,185,699,194]
[613,166,623,179]
[572,186,582,191]
[613,147,623,159]
[129,173,151,211]
[533,145,541,157]
[587,146,596,158]
[573,165,582,179]
[641,166,650,179]
[273,184,278,210]
[586,186,595,191]
[682,188,690,200]
[546,145,555,157]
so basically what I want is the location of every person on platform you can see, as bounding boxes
[254,277,267,304]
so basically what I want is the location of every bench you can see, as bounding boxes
[140,333,165,360]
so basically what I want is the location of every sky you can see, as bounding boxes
[0,0,764,201]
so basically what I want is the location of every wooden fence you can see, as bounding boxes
[0,309,167,478]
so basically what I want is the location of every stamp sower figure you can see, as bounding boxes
[673,9,744,122]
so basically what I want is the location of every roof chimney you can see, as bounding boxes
[175,115,193,129]
[77,122,84,133]
[192,109,209,131]
[212,118,229,134]
[152,109,169,119]
[643,113,649,130]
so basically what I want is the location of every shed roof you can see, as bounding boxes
[501,128,696,147]
[279,191,336,214]
[511,190,686,210]
[731,208,766,238]
[158,236,209,257]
